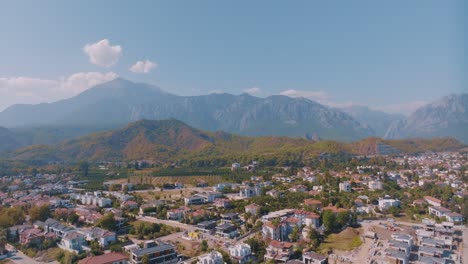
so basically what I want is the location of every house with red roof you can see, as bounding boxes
[303,199,322,211]
[264,240,294,262]
[78,252,128,264]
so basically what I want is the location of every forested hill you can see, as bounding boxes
[3,119,465,165]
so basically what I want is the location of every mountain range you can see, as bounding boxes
[340,106,404,137]
[385,94,468,143]
[0,78,466,145]
[3,119,465,164]
[0,78,373,142]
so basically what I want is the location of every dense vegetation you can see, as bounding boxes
[1,120,464,166]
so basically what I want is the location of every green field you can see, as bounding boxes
[318,227,363,254]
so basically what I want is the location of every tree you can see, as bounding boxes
[289,226,299,242]
[142,255,150,264]
[0,207,25,228]
[89,240,103,256]
[246,237,266,260]
[322,210,336,232]
[29,205,51,223]
[336,211,350,229]
[307,228,320,249]
[95,213,116,231]
[110,244,122,252]
[201,240,208,252]
[462,198,468,224]
[388,206,401,217]
[216,249,232,264]
[67,213,79,224]
[271,217,281,227]
[78,161,90,176]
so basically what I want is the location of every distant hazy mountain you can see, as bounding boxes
[9,125,116,146]
[385,94,468,143]
[0,78,373,141]
[0,127,21,152]
[340,106,404,137]
[6,119,464,163]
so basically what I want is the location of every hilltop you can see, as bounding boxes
[0,78,373,142]
[4,119,465,165]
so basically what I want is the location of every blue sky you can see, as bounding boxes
[0,1,465,114]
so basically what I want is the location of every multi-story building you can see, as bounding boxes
[293,210,320,228]
[264,240,294,262]
[74,193,112,207]
[368,180,383,190]
[228,243,252,264]
[424,196,442,207]
[216,223,238,239]
[245,203,261,216]
[303,199,322,211]
[198,251,223,264]
[378,198,400,210]
[239,185,261,198]
[59,231,85,253]
[428,206,464,223]
[303,251,328,264]
[339,181,351,192]
[184,196,205,206]
[78,227,116,247]
[130,241,178,264]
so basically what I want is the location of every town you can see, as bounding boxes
[0,151,465,264]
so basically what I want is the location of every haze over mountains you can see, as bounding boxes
[0,78,374,141]
[340,106,404,138]
[4,119,465,164]
[0,78,466,148]
[385,94,468,143]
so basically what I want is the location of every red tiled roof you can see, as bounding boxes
[245,203,260,209]
[265,222,277,229]
[306,213,320,219]
[285,217,300,224]
[304,199,322,206]
[78,252,128,264]
[322,206,348,213]
[270,240,294,248]
[424,196,442,204]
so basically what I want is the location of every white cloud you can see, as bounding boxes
[243,86,262,95]
[373,101,429,115]
[0,72,118,111]
[83,39,122,67]
[130,60,158,74]
[279,89,329,102]
[60,72,119,94]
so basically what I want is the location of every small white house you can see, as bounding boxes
[368,180,383,190]
[339,181,352,192]
[378,198,400,210]
[198,251,223,264]
[228,243,252,263]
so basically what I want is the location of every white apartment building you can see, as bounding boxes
[339,181,351,192]
[378,198,400,210]
[198,251,223,264]
[368,180,383,190]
